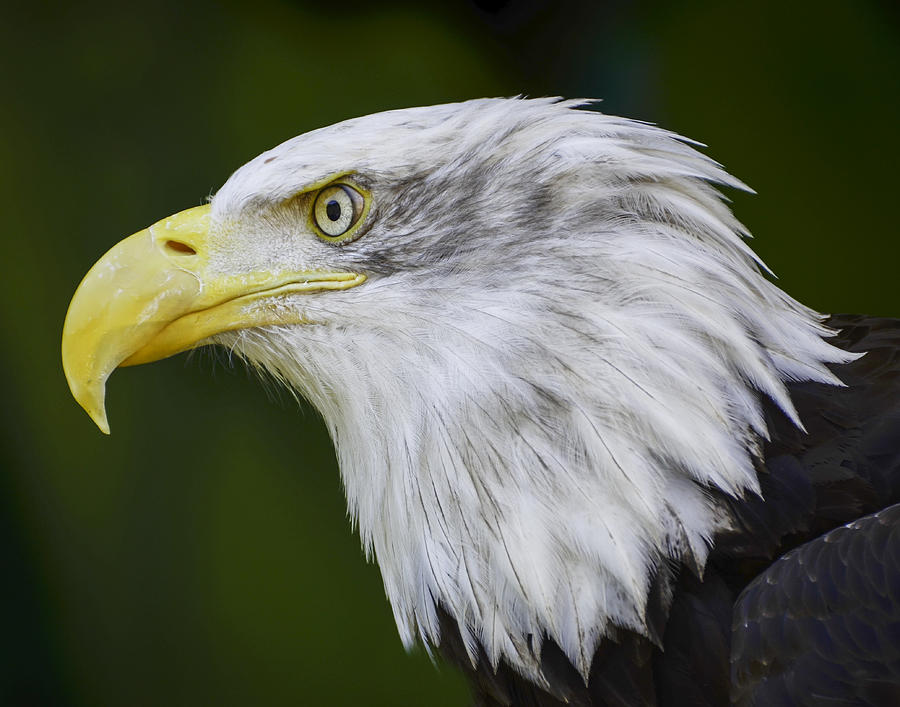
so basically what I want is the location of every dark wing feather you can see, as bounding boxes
[730,503,900,706]
[721,316,900,706]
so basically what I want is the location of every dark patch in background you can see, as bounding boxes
[1,0,897,704]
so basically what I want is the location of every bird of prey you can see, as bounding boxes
[62,98,900,706]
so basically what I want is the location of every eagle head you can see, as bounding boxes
[62,98,854,684]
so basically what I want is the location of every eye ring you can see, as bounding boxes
[312,183,367,242]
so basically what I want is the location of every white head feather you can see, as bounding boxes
[208,98,855,682]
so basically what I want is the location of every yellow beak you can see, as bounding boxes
[62,204,365,434]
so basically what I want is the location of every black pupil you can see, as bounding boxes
[325,199,342,222]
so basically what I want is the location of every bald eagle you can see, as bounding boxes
[63,98,900,706]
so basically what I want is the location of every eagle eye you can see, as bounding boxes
[312,183,367,242]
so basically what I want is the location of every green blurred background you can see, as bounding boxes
[1,0,898,704]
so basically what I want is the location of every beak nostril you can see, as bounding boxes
[165,240,197,255]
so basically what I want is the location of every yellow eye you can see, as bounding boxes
[313,183,366,241]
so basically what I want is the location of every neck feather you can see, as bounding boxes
[220,253,853,681]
